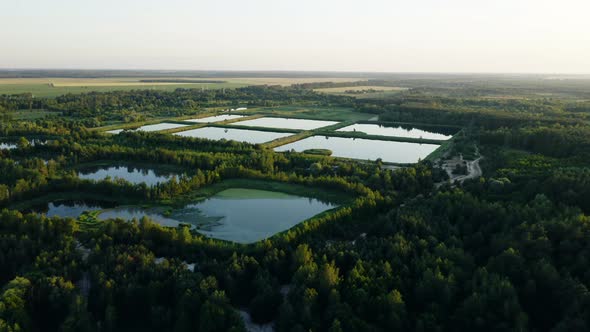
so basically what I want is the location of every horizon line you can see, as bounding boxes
[1,68,590,77]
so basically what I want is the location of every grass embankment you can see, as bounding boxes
[92,119,176,132]
[266,118,450,150]
[159,123,208,134]
[261,121,351,149]
[424,139,454,162]
[303,149,332,156]
[161,115,267,134]
[312,130,445,145]
[424,129,480,162]
[263,131,313,149]
[94,120,194,134]
[212,123,301,134]
[315,121,355,131]
[175,113,263,125]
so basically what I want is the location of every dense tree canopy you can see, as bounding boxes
[1,80,590,331]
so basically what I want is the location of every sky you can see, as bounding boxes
[1,0,589,73]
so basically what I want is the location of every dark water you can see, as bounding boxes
[29,200,116,218]
[0,139,47,150]
[0,143,17,150]
[77,165,177,186]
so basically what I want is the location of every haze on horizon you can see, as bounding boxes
[1,0,589,74]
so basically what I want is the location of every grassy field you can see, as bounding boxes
[0,78,247,97]
[225,77,359,86]
[314,86,408,94]
[0,77,363,97]
[314,86,409,99]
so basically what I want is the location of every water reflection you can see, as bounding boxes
[275,136,440,164]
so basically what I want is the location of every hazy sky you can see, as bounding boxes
[1,0,589,73]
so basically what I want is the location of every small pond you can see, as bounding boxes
[29,200,116,218]
[27,188,339,244]
[77,165,178,186]
[0,143,17,150]
[0,139,47,149]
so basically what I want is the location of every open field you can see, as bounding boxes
[0,78,247,97]
[0,77,363,97]
[314,86,408,94]
[224,77,360,85]
[315,85,410,99]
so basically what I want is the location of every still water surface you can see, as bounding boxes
[185,115,246,123]
[78,165,177,186]
[275,136,440,163]
[32,189,337,244]
[233,117,338,130]
[174,127,292,144]
[336,123,453,140]
[105,122,189,134]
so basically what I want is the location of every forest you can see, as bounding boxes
[1,76,590,331]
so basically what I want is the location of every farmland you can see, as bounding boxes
[0,76,362,97]
[315,85,408,94]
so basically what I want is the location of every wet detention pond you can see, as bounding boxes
[184,114,246,123]
[275,136,440,164]
[232,117,339,130]
[31,188,337,244]
[174,127,292,144]
[105,122,189,134]
[336,123,454,140]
